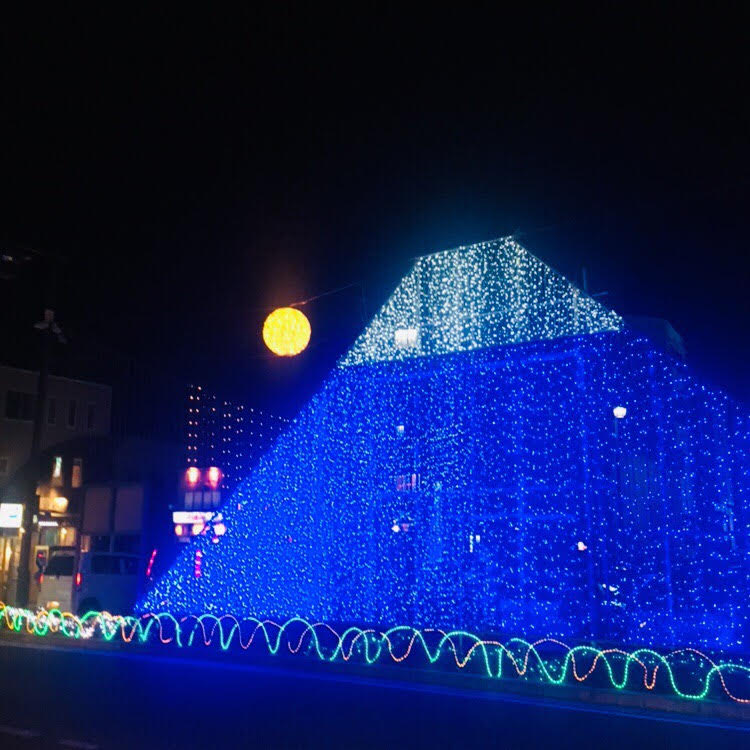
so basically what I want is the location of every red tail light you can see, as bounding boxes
[39,574,44,584]
[75,572,82,588]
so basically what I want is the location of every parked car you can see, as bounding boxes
[39,549,144,615]
[38,546,76,612]
[76,551,143,615]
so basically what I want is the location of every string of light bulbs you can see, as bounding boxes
[2,604,749,704]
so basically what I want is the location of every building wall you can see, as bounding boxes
[142,330,750,652]
[0,365,112,486]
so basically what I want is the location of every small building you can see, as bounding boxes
[0,433,180,606]
[0,364,112,487]
[172,385,288,544]
[0,365,112,603]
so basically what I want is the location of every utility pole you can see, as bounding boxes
[16,308,65,607]
[6,245,67,607]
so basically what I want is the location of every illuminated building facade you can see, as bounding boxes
[144,238,750,652]
[176,386,288,543]
[185,385,288,492]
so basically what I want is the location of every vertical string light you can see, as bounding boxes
[185,385,288,492]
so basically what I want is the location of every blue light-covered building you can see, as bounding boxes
[141,238,750,651]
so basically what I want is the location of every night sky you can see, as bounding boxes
[1,8,748,420]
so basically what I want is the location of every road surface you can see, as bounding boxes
[0,639,748,748]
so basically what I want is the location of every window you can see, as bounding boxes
[90,535,110,552]
[5,391,35,421]
[121,557,138,575]
[40,527,59,547]
[72,458,83,488]
[87,403,96,430]
[114,535,140,554]
[67,399,77,428]
[47,398,56,425]
[52,456,63,481]
[45,555,74,577]
[394,328,419,349]
[395,473,421,491]
[0,458,7,476]
[91,555,120,575]
[90,555,137,575]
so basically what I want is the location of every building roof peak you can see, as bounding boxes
[340,237,622,367]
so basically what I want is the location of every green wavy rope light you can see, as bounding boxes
[2,603,749,705]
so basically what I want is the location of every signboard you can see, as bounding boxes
[172,511,221,525]
[0,503,23,529]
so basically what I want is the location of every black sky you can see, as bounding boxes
[1,7,749,417]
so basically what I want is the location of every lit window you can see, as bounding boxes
[394,328,418,349]
[52,456,63,479]
[72,458,83,488]
[206,466,222,489]
[52,496,68,513]
[185,467,201,487]
[395,473,420,491]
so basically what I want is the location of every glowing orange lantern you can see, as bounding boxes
[262,307,311,357]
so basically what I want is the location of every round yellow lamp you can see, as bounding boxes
[262,307,311,356]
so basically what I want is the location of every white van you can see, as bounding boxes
[39,549,143,615]
[38,547,76,612]
[76,551,143,615]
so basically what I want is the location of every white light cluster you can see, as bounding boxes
[340,238,623,367]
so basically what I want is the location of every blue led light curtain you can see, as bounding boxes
[142,240,749,652]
